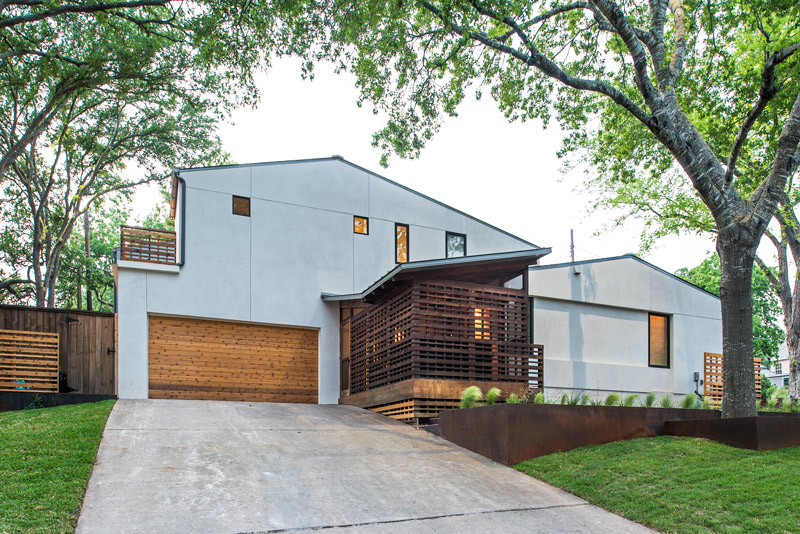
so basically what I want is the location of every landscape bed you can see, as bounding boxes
[439,403,800,465]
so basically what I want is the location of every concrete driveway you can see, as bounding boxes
[76,400,654,533]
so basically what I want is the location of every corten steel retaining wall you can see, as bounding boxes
[665,416,800,450]
[439,404,720,465]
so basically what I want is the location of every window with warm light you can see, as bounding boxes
[446,232,466,258]
[474,308,490,340]
[396,223,409,263]
[354,216,369,235]
[648,313,669,368]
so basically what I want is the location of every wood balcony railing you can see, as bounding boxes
[119,225,177,265]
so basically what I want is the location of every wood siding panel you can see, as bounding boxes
[148,316,318,403]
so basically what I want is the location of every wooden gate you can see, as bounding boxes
[704,352,761,408]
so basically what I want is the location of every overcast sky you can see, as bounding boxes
[135,56,718,273]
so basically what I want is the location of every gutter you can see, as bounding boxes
[174,169,186,267]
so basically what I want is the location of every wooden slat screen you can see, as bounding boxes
[0,329,59,393]
[704,352,762,408]
[120,225,176,264]
[349,279,543,395]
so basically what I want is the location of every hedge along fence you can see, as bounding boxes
[0,330,59,393]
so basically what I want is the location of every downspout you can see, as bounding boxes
[174,169,187,267]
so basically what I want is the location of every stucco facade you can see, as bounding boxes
[115,157,534,402]
[529,255,722,400]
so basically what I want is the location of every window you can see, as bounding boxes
[785,378,790,387]
[395,223,409,263]
[232,196,250,217]
[446,232,466,258]
[474,308,490,340]
[354,216,369,235]
[648,313,669,368]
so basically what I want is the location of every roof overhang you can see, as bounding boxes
[322,247,551,303]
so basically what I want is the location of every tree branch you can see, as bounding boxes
[725,42,800,185]
[0,0,169,30]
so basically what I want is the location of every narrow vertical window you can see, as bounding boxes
[446,232,466,258]
[354,216,369,235]
[395,223,409,263]
[474,308,490,340]
[648,313,669,368]
[232,196,250,217]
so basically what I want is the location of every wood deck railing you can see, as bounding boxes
[704,352,761,408]
[0,329,59,393]
[120,225,177,265]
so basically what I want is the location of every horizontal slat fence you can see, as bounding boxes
[704,352,761,408]
[120,225,176,264]
[0,330,59,392]
[349,279,542,394]
[0,305,115,395]
[346,279,542,420]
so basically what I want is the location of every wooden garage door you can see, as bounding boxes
[148,316,318,403]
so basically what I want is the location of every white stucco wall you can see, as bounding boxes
[530,256,722,400]
[116,157,534,402]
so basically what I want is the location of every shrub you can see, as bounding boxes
[660,395,674,409]
[766,396,779,411]
[680,393,699,409]
[506,393,523,404]
[567,395,581,405]
[771,387,789,399]
[533,392,546,404]
[24,394,45,410]
[702,396,713,410]
[485,387,501,405]
[791,400,800,414]
[579,394,592,406]
[761,374,776,401]
[604,393,621,406]
[560,393,570,405]
[460,386,483,409]
[622,394,638,407]
[644,392,657,408]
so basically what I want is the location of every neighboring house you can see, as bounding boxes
[114,156,722,420]
[764,343,790,389]
[529,256,722,400]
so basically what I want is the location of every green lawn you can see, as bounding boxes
[515,436,799,534]
[0,400,115,534]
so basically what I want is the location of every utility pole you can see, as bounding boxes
[570,229,575,263]
[84,210,92,312]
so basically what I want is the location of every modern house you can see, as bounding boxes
[114,156,722,421]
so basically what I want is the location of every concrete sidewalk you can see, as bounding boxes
[76,400,654,533]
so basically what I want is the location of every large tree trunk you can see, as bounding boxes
[789,334,800,399]
[718,237,758,417]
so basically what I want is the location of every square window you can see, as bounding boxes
[648,313,669,368]
[354,216,369,235]
[395,223,408,263]
[446,232,466,258]
[232,196,250,217]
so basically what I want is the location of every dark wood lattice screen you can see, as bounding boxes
[349,279,543,395]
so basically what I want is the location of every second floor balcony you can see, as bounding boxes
[119,225,177,265]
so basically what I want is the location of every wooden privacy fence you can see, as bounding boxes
[704,352,761,408]
[0,330,59,393]
[0,306,115,395]
[120,225,176,264]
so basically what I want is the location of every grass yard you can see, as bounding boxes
[0,400,115,534]
[515,436,799,534]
